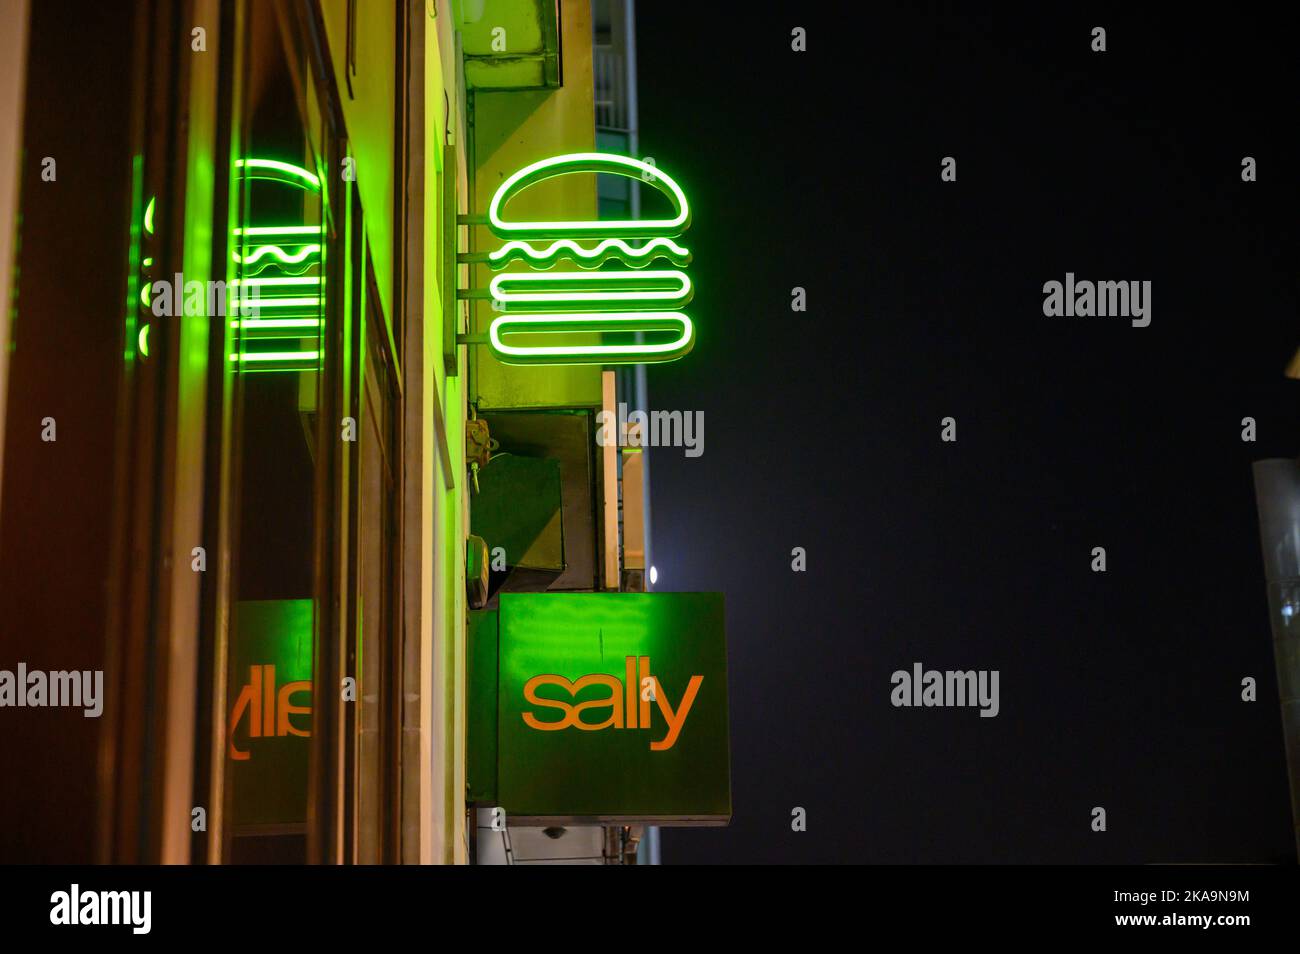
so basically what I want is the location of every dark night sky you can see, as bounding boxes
[635,7,1299,863]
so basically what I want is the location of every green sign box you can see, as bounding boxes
[473,592,730,826]
[227,599,314,828]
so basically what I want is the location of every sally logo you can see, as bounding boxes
[522,655,702,751]
[484,153,694,366]
[227,664,311,761]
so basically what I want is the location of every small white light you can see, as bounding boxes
[649,565,658,585]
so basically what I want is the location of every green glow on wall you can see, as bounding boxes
[483,153,696,366]
[124,154,143,362]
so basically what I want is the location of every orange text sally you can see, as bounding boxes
[522,656,701,751]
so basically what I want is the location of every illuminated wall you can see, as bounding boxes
[470,0,601,409]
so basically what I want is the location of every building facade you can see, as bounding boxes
[0,0,708,865]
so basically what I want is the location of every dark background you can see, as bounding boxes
[638,7,1299,863]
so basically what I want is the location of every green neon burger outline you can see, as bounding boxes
[487,152,690,239]
[488,269,692,313]
[487,311,695,366]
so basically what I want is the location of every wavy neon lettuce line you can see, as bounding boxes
[488,237,692,270]
[233,244,322,266]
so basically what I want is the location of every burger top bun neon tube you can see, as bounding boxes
[487,153,690,239]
